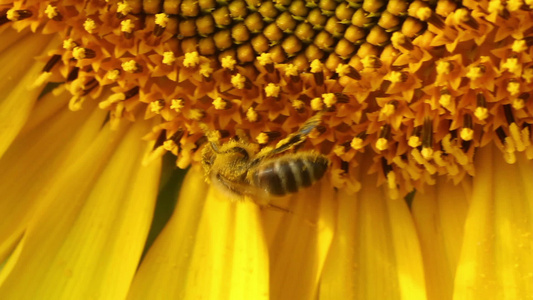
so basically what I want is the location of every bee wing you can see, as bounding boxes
[256,112,324,160]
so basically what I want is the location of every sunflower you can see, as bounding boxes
[0,0,532,299]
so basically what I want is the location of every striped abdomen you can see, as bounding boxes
[251,154,329,196]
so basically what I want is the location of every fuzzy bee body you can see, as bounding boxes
[251,154,329,196]
[201,113,329,201]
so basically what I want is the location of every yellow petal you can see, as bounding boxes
[0,119,160,299]
[320,173,427,299]
[0,97,105,263]
[453,146,533,299]
[263,180,336,300]
[0,30,58,158]
[129,168,269,300]
[411,177,470,300]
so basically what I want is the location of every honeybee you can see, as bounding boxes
[201,113,329,202]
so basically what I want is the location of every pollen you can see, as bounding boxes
[231,74,246,89]
[63,39,76,50]
[460,128,474,141]
[121,19,135,33]
[408,136,422,148]
[310,97,324,111]
[246,107,259,122]
[436,61,453,75]
[171,99,185,113]
[380,103,396,117]
[199,63,213,77]
[474,107,489,120]
[117,2,133,16]
[466,66,484,80]
[83,18,97,34]
[107,69,120,81]
[72,47,87,60]
[150,99,165,113]
[7,0,533,195]
[122,60,139,73]
[155,13,169,27]
[512,40,528,53]
[163,140,178,152]
[212,97,228,110]
[45,5,59,19]
[502,58,520,74]
[351,137,364,150]
[256,132,269,144]
[162,52,176,65]
[257,53,273,66]
[264,83,280,98]
[6,9,20,21]
[376,138,389,151]
[183,52,200,68]
[507,81,521,96]
[322,93,336,108]
[221,56,237,70]
[387,71,404,83]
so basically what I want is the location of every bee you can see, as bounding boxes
[201,113,329,202]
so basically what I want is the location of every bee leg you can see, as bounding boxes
[261,203,293,214]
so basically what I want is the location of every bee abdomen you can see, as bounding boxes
[252,155,329,196]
